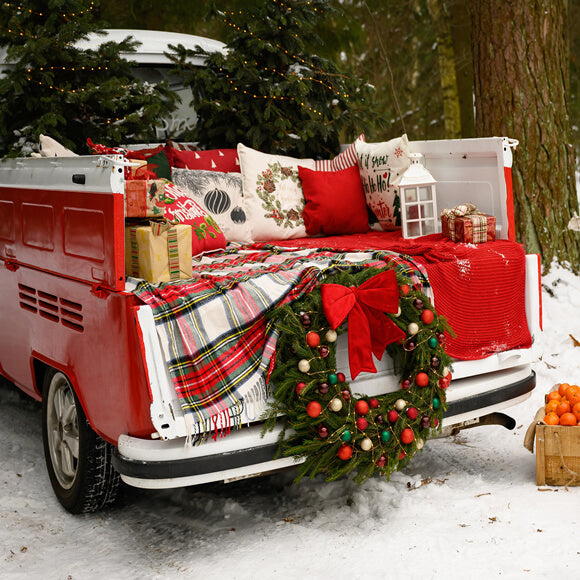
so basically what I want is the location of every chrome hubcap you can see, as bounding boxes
[46,374,80,490]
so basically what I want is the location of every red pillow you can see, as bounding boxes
[298,165,369,236]
[165,146,240,172]
[162,181,226,256]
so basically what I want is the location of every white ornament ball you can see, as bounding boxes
[408,322,419,336]
[298,359,310,373]
[325,329,338,343]
[394,305,401,318]
[394,398,407,411]
[360,437,373,451]
[443,366,450,377]
[329,397,343,412]
[416,438,424,450]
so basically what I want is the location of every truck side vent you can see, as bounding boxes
[17,284,84,332]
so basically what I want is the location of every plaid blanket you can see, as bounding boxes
[134,245,430,441]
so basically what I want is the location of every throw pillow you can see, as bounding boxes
[298,165,369,236]
[355,135,411,230]
[237,143,315,241]
[160,181,227,256]
[171,168,253,244]
[313,134,365,172]
[166,146,240,172]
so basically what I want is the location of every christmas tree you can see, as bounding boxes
[168,0,376,158]
[0,0,176,156]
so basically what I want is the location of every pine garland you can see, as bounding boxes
[264,266,454,484]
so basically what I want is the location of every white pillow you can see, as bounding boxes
[39,134,77,157]
[171,168,252,244]
[237,143,315,241]
[355,135,411,230]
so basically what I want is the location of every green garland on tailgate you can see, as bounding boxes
[263,266,454,484]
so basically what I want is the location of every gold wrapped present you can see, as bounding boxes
[125,221,192,283]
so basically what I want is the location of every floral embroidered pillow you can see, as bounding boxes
[237,143,315,241]
[355,135,411,230]
[171,168,252,244]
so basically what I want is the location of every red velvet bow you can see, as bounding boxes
[321,270,406,380]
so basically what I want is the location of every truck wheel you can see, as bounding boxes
[41,369,120,514]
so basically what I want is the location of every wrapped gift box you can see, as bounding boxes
[125,221,192,283]
[125,179,168,218]
[441,204,496,243]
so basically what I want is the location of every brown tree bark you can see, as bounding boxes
[427,0,462,138]
[471,0,579,270]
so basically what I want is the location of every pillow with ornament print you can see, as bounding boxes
[237,143,315,241]
[171,168,252,244]
[355,135,411,231]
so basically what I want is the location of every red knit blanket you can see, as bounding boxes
[261,232,532,360]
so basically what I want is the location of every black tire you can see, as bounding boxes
[41,369,120,514]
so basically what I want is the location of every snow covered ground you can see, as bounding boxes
[1,264,579,580]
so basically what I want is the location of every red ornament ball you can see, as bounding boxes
[439,377,450,390]
[377,454,387,468]
[341,389,351,401]
[318,382,330,394]
[356,417,368,431]
[421,309,435,325]
[370,398,380,409]
[306,331,321,348]
[318,345,330,358]
[399,450,406,460]
[401,378,412,390]
[318,425,329,438]
[295,382,306,395]
[355,400,370,416]
[400,284,410,296]
[406,406,418,420]
[400,428,415,445]
[387,410,399,423]
[337,444,353,461]
[415,372,430,388]
[337,372,346,383]
[306,400,322,418]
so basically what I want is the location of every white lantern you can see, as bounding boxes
[399,153,438,239]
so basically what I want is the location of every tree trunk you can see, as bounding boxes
[427,0,462,138]
[471,0,579,271]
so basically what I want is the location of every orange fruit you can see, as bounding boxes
[543,412,560,425]
[565,385,580,408]
[556,401,572,416]
[546,391,562,403]
[558,382,571,397]
[545,400,560,414]
[573,402,580,422]
[559,412,577,426]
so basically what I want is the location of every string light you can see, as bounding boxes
[1,1,96,19]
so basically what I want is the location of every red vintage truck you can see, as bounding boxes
[0,135,541,513]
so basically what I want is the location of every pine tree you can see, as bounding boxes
[167,0,377,158]
[0,0,176,156]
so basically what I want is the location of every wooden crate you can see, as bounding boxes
[536,425,580,486]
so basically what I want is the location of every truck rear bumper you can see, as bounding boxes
[112,370,535,489]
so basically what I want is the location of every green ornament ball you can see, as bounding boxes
[428,336,438,349]
[328,372,338,385]
[433,397,441,409]
[341,429,352,442]
[381,430,392,442]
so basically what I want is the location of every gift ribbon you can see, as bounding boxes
[321,269,406,380]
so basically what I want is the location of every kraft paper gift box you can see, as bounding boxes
[125,179,168,218]
[440,203,496,244]
[125,221,193,283]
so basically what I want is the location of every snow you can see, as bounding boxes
[1,264,579,580]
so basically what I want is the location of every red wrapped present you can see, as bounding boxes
[441,203,496,243]
[125,179,168,218]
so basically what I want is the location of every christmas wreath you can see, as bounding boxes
[264,266,454,483]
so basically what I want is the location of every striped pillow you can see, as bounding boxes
[314,134,365,171]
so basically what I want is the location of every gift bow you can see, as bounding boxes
[321,270,406,380]
[440,202,478,219]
